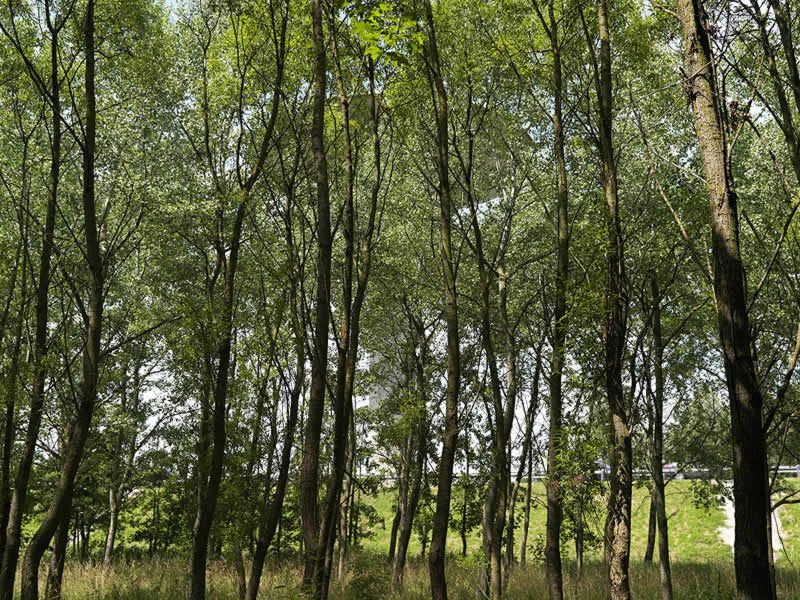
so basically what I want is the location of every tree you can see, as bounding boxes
[581,0,632,597]
[676,0,772,597]
[422,2,462,599]
[0,2,68,594]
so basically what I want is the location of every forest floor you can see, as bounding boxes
[50,480,800,599]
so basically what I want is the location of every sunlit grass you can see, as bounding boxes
[362,480,729,564]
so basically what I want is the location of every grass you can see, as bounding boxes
[53,557,800,599]
[777,500,800,565]
[41,480,800,598]
[362,480,730,564]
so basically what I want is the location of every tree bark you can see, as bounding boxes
[676,1,772,597]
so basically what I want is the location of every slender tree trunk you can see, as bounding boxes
[393,425,426,586]
[676,2,771,597]
[0,261,26,560]
[103,488,119,566]
[509,347,540,571]
[424,4,461,599]
[591,1,631,597]
[316,43,382,600]
[300,1,333,595]
[336,414,357,584]
[505,350,540,575]
[337,439,354,583]
[460,467,468,559]
[649,276,673,600]
[0,226,25,561]
[20,6,102,598]
[103,353,140,568]
[544,1,569,596]
[0,12,62,598]
[505,487,517,576]
[189,2,286,596]
[315,24,356,595]
[388,509,401,564]
[644,497,656,563]
[575,496,584,576]
[460,91,509,599]
[520,437,533,566]
[43,512,69,600]
[190,172,256,598]
[189,197,246,600]
[393,319,428,586]
[245,282,304,600]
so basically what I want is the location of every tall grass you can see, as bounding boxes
[51,555,800,599]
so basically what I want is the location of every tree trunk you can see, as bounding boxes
[575,496,584,576]
[244,287,304,600]
[507,347,540,572]
[423,4,461,599]
[0,11,61,598]
[676,2,772,597]
[393,319,428,586]
[337,452,352,583]
[189,202,244,600]
[315,23,357,595]
[43,512,69,600]
[644,497,656,563]
[103,488,119,566]
[459,84,510,599]
[188,2,286,596]
[300,0,333,595]
[649,276,673,600]
[460,455,469,559]
[520,437,533,566]
[315,42,382,600]
[388,509,401,564]
[20,6,102,598]
[592,1,631,598]
[543,0,569,596]
[0,266,25,560]
[234,547,246,600]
